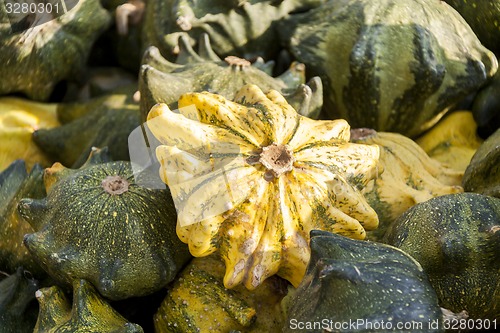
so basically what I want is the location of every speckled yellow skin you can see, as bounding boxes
[147,84,380,289]
[352,130,464,241]
[154,255,287,333]
[33,279,143,332]
[0,98,59,172]
[416,111,483,172]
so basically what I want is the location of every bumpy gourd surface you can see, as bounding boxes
[147,84,380,289]
[20,152,190,300]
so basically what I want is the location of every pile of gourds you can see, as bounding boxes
[1,0,500,332]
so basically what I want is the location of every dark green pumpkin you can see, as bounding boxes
[462,128,500,198]
[33,85,141,168]
[283,230,443,333]
[0,160,45,276]
[384,193,500,319]
[0,267,39,333]
[33,279,143,333]
[280,0,498,137]
[0,0,111,101]
[139,34,323,123]
[19,148,191,300]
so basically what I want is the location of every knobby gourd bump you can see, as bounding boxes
[146,84,380,289]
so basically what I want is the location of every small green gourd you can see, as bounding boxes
[19,148,191,300]
[33,279,143,333]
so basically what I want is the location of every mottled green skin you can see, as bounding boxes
[33,85,141,168]
[142,0,324,62]
[0,0,111,101]
[139,41,323,123]
[0,160,46,276]
[384,193,500,319]
[19,154,191,301]
[34,280,143,333]
[444,0,500,55]
[283,230,443,333]
[0,267,39,333]
[281,0,498,137]
[463,128,500,198]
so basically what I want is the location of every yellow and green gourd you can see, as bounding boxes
[19,148,191,300]
[0,267,40,333]
[154,254,287,333]
[139,34,323,122]
[33,279,143,333]
[147,84,380,289]
[350,128,463,241]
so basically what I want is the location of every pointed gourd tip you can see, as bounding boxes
[18,198,47,229]
[83,146,112,166]
[147,103,171,121]
[43,162,67,190]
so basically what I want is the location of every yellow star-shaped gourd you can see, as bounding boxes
[147,84,380,289]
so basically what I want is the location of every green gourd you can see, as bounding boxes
[384,193,500,319]
[462,128,500,198]
[142,0,325,61]
[471,70,500,137]
[154,255,287,333]
[280,0,498,137]
[19,148,191,300]
[443,0,500,55]
[0,0,111,101]
[33,279,143,333]
[283,230,443,333]
[32,85,141,168]
[350,128,463,241]
[0,160,45,276]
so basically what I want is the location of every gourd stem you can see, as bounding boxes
[258,143,294,180]
[101,175,129,195]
